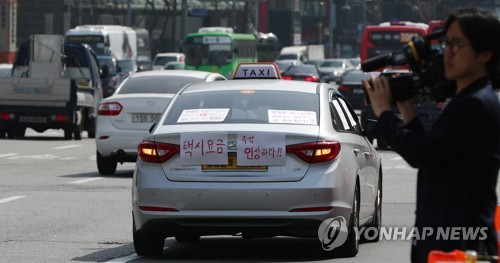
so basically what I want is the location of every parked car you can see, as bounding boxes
[132,64,382,258]
[281,64,322,82]
[152,52,185,70]
[336,69,379,110]
[97,55,120,98]
[95,70,226,175]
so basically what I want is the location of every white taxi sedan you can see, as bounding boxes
[95,70,226,175]
[132,64,382,258]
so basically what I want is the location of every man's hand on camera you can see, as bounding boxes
[363,75,392,118]
[396,99,418,125]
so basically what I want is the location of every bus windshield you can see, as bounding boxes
[183,36,232,66]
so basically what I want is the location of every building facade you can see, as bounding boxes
[1,0,499,63]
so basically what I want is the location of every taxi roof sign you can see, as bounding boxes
[233,62,281,80]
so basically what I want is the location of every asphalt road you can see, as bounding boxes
[0,128,497,263]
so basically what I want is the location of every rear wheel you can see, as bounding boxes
[336,184,360,257]
[363,172,382,243]
[15,127,26,138]
[133,220,165,256]
[96,151,117,175]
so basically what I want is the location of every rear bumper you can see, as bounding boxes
[133,209,351,238]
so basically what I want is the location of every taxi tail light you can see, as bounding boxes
[287,141,341,163]
[98,102,122,116]
[305,76,319,82]
[138,141,180,163]
[281,75,293,80]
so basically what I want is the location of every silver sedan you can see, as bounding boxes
[95,70,226,175]
[132,78,382,258]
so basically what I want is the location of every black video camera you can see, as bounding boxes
[361,31,456,102]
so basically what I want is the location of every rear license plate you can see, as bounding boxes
[19,116,47,123]
[132,113,161,123]
[202,155,268,171]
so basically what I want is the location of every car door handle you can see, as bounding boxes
[353,149,360,155]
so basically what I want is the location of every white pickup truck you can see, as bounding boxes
[0,34,106,140]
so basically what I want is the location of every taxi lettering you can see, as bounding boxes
[241,68,270,77]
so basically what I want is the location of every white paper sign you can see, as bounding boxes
[180,132,228,165]
[268,110,317,125]
[237,132,286,166]
[177,109,229,123]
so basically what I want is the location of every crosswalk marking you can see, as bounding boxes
[0,196,26,204]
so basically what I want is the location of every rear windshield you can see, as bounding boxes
[118,76,204,94]
[163,90,319,125]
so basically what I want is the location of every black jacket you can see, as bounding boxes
[377,77,500,263]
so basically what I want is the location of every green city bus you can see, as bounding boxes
[182,27,257,78]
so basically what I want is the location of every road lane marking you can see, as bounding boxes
[0,153,18,158]
[0,196,26,204]
[104,254,141,263]
[69,177,104,184]
[52,145,82,150]
[61,157,77,160]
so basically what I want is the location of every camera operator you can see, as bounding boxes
[363,7,500,263]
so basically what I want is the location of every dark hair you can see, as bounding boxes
[444,7,500,79]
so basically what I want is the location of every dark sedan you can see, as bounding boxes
[281,64,322,82]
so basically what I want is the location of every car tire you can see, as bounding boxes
[336,183,360,257]
[96,151,117,175]
[133,220,165,257]
[64,127,73,140]
[175,235,200,242]
[15,127,26,138]
[362,171,382,243]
